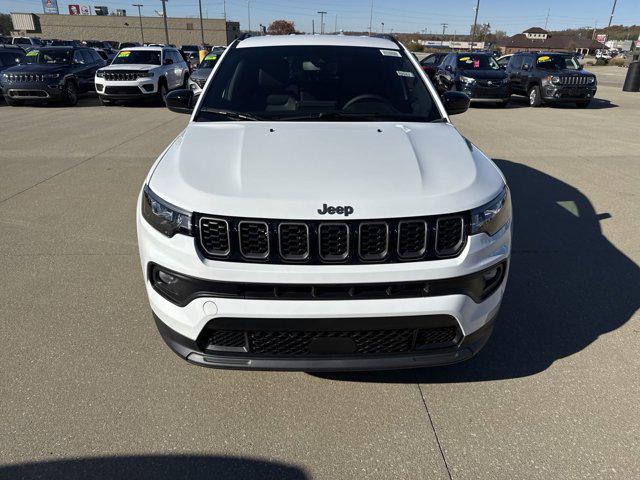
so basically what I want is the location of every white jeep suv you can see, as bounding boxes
[95,46,188,105]
[137,35,512,371]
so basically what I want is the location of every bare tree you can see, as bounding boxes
[267,20,296,35]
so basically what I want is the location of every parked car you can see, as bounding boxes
[436,52,510,106]
[496,54,512,68]
[85,40,117,61]
[50,39,82,47]
[118,42,141,50]
[180,44,201,69]
[506,51,597,107]
[188,48,225,93]
[140,34,512,371]
[95,46,189,105]
[11,37,44,49]
[0,48,25,99]
[418,52,448,81]
[0,46,106,106]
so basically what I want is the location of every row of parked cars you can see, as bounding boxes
[0,44,224,107]
[418,50,597,108]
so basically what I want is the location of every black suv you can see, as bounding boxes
[0,46,106,106]
[435,52,510,106]
[506,52,597,108]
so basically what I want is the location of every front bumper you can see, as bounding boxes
[459,83,510,102]
[542,84,597,102]
[95,77,157,99]
[1,81,64,99]
[137,197,511,370]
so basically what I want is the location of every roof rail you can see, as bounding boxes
[237,33,252,42]
[374,34,402,48]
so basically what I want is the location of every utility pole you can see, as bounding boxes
[160,0,169,45]
[592,20,597,40]
[247,0,251,33]
[334,14,338,33]
[607,0,617,28]
[381,22,384,33]
[470,0,480,50]
[223,0,227,22]
[544,9,550,30]
[441,23,448,46]
[317,11,327,34]
[312,19,315,35]
[368,0,374,36]
[197,0,205,45]
[132,4,145,44]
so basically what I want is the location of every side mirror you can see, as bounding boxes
[165,89,194,114]
[441,91,470,116]
[164,58,174,65]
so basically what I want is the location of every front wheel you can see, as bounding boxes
[157,82,168,105]
[61,81,78,106]
[528,85,542,107]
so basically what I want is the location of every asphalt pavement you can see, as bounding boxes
[0,70,638,479]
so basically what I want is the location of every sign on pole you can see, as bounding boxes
[68,4,80,15]
[596,34,608,44]
[42,0,59,14]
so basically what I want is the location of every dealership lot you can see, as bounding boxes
[0,68,638,479]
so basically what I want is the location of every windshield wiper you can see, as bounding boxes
[274,112,434,122]
[198,107,264,121]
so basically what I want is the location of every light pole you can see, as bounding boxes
[381,22,384,33]
[132,4,145,44]
[247,0,251,33]
[197,0,205,45]
[470,0,480,50]
[368,0,373,36]
[441,23,448,46]
[607,0,617,28]
[160,0,169,45]
[317,11,327,34]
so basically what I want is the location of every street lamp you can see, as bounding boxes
[132,4,145,44]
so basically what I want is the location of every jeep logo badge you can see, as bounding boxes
[317,203,354,216]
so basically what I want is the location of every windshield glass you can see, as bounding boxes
[112,50,161,65]
[457,54,499,70]
[22,49,71,65]
[562,56,580,70]
[536,55,567,70]
[198,49,224,69]
[197,45,441,122]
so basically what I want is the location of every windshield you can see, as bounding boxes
[22,49,71,65]
[196,45,441,122]
[536,55,567,70]
[198,50,224,69]
[457,54,499,70]
[562,56,580,70]
[112,50,161,65]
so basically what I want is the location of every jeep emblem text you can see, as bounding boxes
[317,203,354,216]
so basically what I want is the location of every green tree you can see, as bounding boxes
[0,13,12,36]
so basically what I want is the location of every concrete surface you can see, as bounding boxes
[0,70,638,480]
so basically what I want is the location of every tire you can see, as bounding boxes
[5,97,24,107]
[576,99,591,108]
[61,81,78,106]
[528,85,542,107]
[157,81,168,105]
[99,97,115,106]
[181,74,188,89]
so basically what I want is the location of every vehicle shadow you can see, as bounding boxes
[0,455,309,480]
[315,159,639,384]
[505,95,617,109]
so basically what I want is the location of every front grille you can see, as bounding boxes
[4,73,43,82]
[559,76,589,86]
[435,217,464,256]
[200,326,459,357]
[104,86,142,95]
[197,214,467,264]
[476,79,503,87]
[103,71,142,81]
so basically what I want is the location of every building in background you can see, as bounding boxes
[10,12,240,46]
[499,27,606,55]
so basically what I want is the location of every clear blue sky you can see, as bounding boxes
[2,0,639,35]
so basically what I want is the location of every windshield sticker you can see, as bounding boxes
[459,56,470,62]
[204,54,218,60]
[538,55,551,63]
[26,50,39,57]
[473,59,480,68]
[380,49,401,57]
[396,70,414,78]
[117,51,131,57]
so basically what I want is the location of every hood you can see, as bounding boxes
[149,122,505,219]
[459,69,506,80]
[3,63,68,74]
[191,68,213,80]
[101,64,155,71]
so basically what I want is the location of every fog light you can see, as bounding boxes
[158,270,177,284]
[482,267,499,282]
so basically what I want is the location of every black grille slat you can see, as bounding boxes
[359,222,388,261]
[398,220,427,259]
[104,71,140,81]
[239,221,269,259]
[279,223,309,261]
[435,217,464,256]
[199,217,230,256]
[208,330,246,348]
[319,224,349,261]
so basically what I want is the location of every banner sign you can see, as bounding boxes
[42,0,59,14]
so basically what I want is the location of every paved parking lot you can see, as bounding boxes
[1,69,638,479]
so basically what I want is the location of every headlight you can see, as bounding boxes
[587,77,595,84]
[470,187,512,236]
[550,75,561,84]
[460,76,476,85]
[42,73,60,80]
[141,186,192,237]
[96,70,105,77]
[139,71,154,77]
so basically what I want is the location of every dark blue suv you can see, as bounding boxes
[0,48,25,100]
[0,46,106,106]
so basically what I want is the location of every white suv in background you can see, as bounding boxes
[95,46,188,105]
[138,35,512,371]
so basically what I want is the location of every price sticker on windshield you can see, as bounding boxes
[205,54,218,60]
[459,56,471,62]
[380,49,401,57]
[26,50,39,57]
[538,56,551,63]
[396,70,414,78]
[118,51,131,58]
